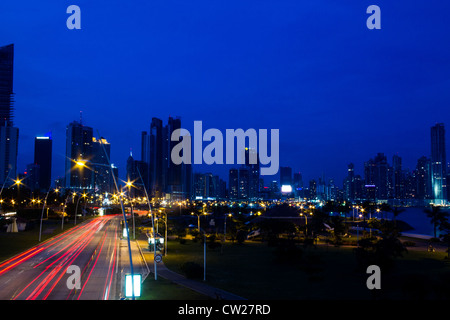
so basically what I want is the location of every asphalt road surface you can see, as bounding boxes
[0,214,142,300]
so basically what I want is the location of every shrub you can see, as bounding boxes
[236,230,247,244]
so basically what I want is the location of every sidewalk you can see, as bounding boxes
[136,238,246,300]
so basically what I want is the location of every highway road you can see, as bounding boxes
[0,214,144,300]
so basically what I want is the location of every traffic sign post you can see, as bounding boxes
[154,254,162,263]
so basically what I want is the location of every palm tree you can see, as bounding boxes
[391,207,404,228]
[439,221,450,259]
[424,205,449,239]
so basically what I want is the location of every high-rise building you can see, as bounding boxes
[0,44,14,126]
[228,168,239,200]
[293,172,303,199]
[165,116,185,200]
[149,117,164,198]
[244,148,260,199]
[34,135,52,191]
[280,166,292,186]
[192,172,224,200]
[415,156,431,200]
[65,120,94,190]
[92,137,115,193]
[0,44,19,187]
[0,126,18,186]
[430,123,447,204]
[392,154,404,199]
[141,116,191,200]
[343,163,355,202]
[364,153,390,200]
[25,163,40,191]
[308,179,317,200]
[238,167,249,199]
[126,152,148,198]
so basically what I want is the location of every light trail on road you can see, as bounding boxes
[0,215,124,300]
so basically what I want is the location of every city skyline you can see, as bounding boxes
[1,1,450,189]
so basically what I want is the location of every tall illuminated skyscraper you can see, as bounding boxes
[0,44,14,126]
[34,134,52,191]
[65,120,93,189]
[0,44,18,186]
[431,123,447,204]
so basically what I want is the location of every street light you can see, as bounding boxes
[94,133,136,299]
[135,166,157,281]
[39,187,58,242]
[356,214,363,245]
[74,189,94,225]
[191,211,202,233]
[222,213,232,253]
[125,180,136,240]
[159,208,167,255]
[191,207,208,281]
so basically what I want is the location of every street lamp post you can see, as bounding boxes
[164,210,167,255]
[75,190,93,225]
[222,213,232,254]
[93,134,135,299]
[356,214,363,245]
[126,181,136,240]
[191,212,201,233]
[202,206,207,282]
[61,195,70,230]
[191,209,207,281]
[39,187,57,242]
[135,166,157,281]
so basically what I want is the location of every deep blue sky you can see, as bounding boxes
[1,1,450,186]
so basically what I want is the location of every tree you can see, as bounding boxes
[328,215,348,246]
[309,208,328,237]
[439,221,450,259]
[354,219,406,272]
[424,205,450,239]
[391,207,404,227]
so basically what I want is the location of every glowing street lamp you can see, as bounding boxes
[124,180,136,240]
[39,187,59,242]
[75,160,87,168]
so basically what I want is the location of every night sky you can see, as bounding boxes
[1,1,450,186]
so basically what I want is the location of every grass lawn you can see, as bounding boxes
[141,276,210,300]
[0,219,82,262]
[162,238,450,300]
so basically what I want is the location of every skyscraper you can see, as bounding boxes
[92,137,114,193]
[343,163,355,202]
[244,147,260,199]
[0,44,18,187]
[65,120,94,190]
[229,168,239,200]
[34,135,52,191]
[149,118,164,198]
[165,116,183,199]
[141,116,191,200]
[364,153,390,200]
[415,156,431,200]
[431,123,447,204]
[392,154,404,199]
[0,44,14,126]
[279,166,292,194]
